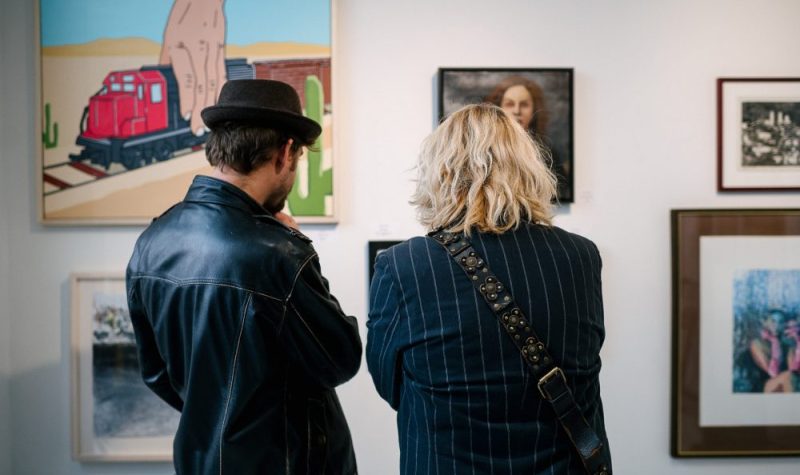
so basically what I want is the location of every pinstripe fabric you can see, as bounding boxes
[367,223,611,475]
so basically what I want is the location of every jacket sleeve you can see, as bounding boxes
[280,254,362,389]
[366,251,407,410]
[126,277,184,411]
[591,241,606,345]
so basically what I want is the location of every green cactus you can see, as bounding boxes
[287,75,332,216]
[42,102,59,149]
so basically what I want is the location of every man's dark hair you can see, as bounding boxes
[205,121,312,174]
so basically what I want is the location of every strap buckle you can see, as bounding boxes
[537,366,567,400]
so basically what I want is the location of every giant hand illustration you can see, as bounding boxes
[160,0,226,136]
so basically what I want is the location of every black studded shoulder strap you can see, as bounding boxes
[429,230,611,475]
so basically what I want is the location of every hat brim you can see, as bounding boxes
[201,105,322,143]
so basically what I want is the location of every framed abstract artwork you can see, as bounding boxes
[717,78,800,191]
[438,68,574,202]
[671,209,800,456]
[38,0,335,225]
[71,273,179,461]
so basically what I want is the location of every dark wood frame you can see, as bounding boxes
[437,68,575,203]
[717,77,800,192]
[671,209,800,457]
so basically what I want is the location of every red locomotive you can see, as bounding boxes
[68,57,330,171]
[69,59,254,170]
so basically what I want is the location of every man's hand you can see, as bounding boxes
[160,0,226,136]
[274,211,299,231]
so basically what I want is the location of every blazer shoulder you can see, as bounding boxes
[548,225,600,253]
[373,236,438,275]
[374,238,412,269]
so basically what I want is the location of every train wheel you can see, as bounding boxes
[155,143,174,162]
[121,150,145,170]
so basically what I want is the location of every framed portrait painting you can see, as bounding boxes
[71,273,179,461]
[717,78,800,191]
[671,209,800,456]
[438,68,574,202]
[38,0,335,225]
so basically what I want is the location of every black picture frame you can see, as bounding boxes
[438,68,575,203]
[368,241,402,283]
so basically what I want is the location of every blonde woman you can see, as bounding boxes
[367,104,611,474]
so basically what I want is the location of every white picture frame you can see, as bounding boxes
[70,272,178,461]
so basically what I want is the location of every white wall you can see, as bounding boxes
[0,0,14,472]
[3,0,167,473]
[0,181,10,475]
[2,0,800,474]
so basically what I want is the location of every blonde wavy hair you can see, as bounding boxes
[411,103,557,234]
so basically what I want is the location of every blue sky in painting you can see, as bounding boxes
[40,0,330,47]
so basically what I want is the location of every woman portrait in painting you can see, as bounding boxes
[736,309,800,393]
[484,76,568,193]
[484,76,547,139]
[751,311,800,392]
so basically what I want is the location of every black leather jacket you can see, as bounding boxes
[126,176,361,475]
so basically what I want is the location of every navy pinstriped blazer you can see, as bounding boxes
[367,223,611,475]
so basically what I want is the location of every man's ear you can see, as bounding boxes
[275,139,295,172]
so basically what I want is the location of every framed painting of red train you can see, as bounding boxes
[671,209,800,457]
[37,0,335,225]
[438,68,574,203]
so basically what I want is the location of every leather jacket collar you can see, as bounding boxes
[183,175,312,243]
[184,175,271,216]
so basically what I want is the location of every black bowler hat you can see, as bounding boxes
[201,79,322,143]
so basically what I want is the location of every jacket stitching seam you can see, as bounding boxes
[277,253,317,334]
[219,292,253,474]
[285,253,318,303]
[128,274,283,302]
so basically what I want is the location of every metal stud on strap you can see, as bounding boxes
[461,253,483,273]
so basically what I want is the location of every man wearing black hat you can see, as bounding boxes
[126,80,361,475]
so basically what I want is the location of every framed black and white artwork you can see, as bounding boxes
[718,78,800,191]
